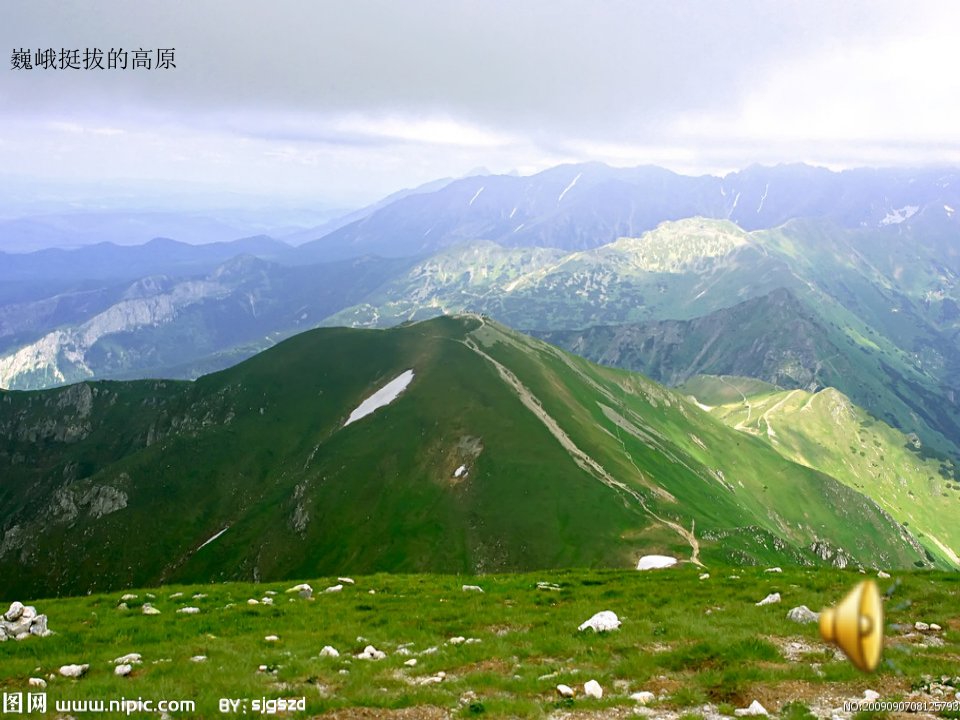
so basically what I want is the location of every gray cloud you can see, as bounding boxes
[2,0,959,203]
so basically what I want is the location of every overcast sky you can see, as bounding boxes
[4,0,960,206]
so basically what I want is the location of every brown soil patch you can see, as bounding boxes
[454,657,513,675]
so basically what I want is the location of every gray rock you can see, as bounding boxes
[4,601,24,622]
[59,663,89,678]
[115,664,133,677]
[583,679,603,699]
[787,605,820,624]
[29,615,48,636]
[631,691,655,704]
[556,684,575,698]
[756,592,781,607]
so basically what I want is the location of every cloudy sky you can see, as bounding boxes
[3,0,960,206]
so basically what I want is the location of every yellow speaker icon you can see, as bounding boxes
[819,580,883,672]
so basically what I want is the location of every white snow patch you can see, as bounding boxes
[197,526,229,551]
[468,186,484,206]
[558,172,582,203]
[509,206,518,219]
[730,191,741,214]
[756,183,769,214]
[945,204,955,216]
[345,370,415,426]
[453,464,467,478]
[880,205,919,225]
[513,223,525,233]
[636,554,677,570]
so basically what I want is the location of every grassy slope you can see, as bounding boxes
[1,567,957,719]
[684,375,959,568]
[0,318,931,600]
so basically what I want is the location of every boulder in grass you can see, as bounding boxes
[286,583,312,594]
[787,605,819,624]
[357,645,386,660]
[324,584,343,594]
[4,602,24,622]
[462,585,484,593]
[578,610,621,632]
[176,607,200,615]
[59,664,89,678]
[28,678,46,689]
[319,645,340,658]
[583,680,603,699]
[631,691,655,704]
[115,664,133,677]
[142,604,161,615]
[756,593,781,607]
[556,684,575,698]
[114,653,142,665]
[735,700,769,716]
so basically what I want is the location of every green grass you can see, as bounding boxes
[2,566,958,719]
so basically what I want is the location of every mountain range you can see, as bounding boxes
[0,316,939,598]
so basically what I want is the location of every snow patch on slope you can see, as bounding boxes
[558,172,582,203]
[345,370,415,426]
[197,526,230,551]
[468,187,484,206]
[880,205,919,225]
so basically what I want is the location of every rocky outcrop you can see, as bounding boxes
[1,602,52,641]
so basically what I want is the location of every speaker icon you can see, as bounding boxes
[819,580,883,672]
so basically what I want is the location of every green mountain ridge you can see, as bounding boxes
[0,317,936,599]
[681,375,959,567]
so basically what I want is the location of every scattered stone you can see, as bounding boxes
[176,607,200,615]
[878,570,891,579]
[286,583,313,594]
[247,599,260,605]
[319,645,340,658]
[192,593,207,600]
[756,592,781,606]
[404,658,418,667]
[465,638,481,644]
[462,584,484,592]
[631,691,655,704]
[583,679,603,699]
[765,567,783,573]
[190,656,207,663]
[699,573,710,580]
[59,664,89,678]
[578,610,621,632]
[729,575,741,579]
[120,594,137,602]
[863,690,880,702]
[142,604,160,615]
[636,555,677,570]
[324,584,343,593]
[115,664,133,677]
[557,684,575,698]
[338,669,349,675]
[258,665,269,672]
[357,645,386,660]
[915,621,930,631]
[169,592,184,599]
[28,678,46,689]
[787,605,820,624]
[264,635,279,642]
[264,591,277,596]
[537,582,561,591]
[145,593,155,599]
[117,603,129,610]
[735,700,769,716]
[338,577,355,584]
[931,623,942,631]
[114,653,142,665]
[29,615,49,636]
[448,636,465,645]
[420,646,439,655]
[299,588,313,599]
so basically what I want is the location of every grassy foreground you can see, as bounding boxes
[1,566,958,719]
